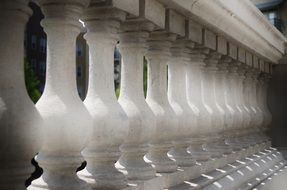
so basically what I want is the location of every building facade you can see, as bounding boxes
[252,0,287,35]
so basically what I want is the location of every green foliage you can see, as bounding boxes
[24,62,41,103]
[115,88,120,98]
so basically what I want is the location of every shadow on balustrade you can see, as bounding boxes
[25,157,87,187]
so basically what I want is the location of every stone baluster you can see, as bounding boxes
[202,51,226,158]
[237,64,252,137]
[77,5,129,190]
[168,40,197,167]
[217,57,236,146]
[252,57,265,132]
[242,67,259,146]
[213,57,234,154]
[211,37,234,155]
[260,71,272,132]
[28,1,93,189]
[256,73,269,143]
[258,70,272,144]
[185,20,211,162]
[233,62,246,132]
[187,49,212,162]
[0,1,43,189]
[225,63,247,149]
[265,69,273,131]
[145,32,178,173]
[250,66,265,144]
[116,21,156,181]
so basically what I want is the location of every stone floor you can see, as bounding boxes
[256,166,287,190]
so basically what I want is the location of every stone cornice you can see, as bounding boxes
[157,0,287,63]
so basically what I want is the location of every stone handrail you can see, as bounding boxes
[0,0,286,190]
[158,0,287,63]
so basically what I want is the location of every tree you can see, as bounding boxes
[24,61,41,103]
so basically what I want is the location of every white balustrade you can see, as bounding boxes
[242,67,259,145]
[168,40,196,167]
[225,63,247,148]
[0,0,285,189]
[217,57,235,142]
[259,73,272,132]
[252,68,265,133]
[187,49,212,162]
[213,57,233,154]
[0,1,43,189]
[257,72,272,144]
[28,0,93,189]
[116,21,156,181]
[237,63,252,136]
[202,52,225,158]
[77,5,129,190]
[145,32,178,173]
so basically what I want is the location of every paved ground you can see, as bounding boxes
[256,166,287,190]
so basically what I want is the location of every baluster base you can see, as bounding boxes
[28,154,91,190]
[145,142,177,173]
[78,168,127,190]
[168,140,196,167]
[188,138,211,162]
[116,144,156,181]
[78,148,127,190]
[0,163,34,190]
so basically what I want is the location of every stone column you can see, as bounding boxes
[77,6,129,190]
[256,73,270,143]
[0,1,43,189]
[250,68,265,144]
[116,21,156,181]
[202,52,225,158]
[213,57,233,154]
[242,67,258,145]
[228,64,251,150]
[260,73,272,132]
[227,61,251,150]
[237,64,252,136]
[145,32,178,173]
[168,40,197,167]
[28,1,93,190]
[187,49,211,162]
[217,57,235,140]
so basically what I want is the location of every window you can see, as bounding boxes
[76,44,83,57]
[39,61,46,76]
[263,10,282,31]
[31,35,37,50]
[77,65,82,78]
[40,38,46,53]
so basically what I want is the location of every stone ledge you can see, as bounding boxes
[239,161,286,190]
[123,142,278,190]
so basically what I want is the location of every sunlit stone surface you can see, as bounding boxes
[0,0,286,189]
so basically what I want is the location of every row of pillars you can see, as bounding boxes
[0,0,273,190]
